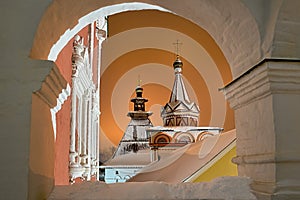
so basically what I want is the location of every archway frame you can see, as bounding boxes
[28,1,263,199]
[30,0,262,77]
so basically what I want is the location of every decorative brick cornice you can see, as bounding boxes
[221,59,300,109]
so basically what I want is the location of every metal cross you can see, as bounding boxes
[137,74,142,86]
[173,40,183,56]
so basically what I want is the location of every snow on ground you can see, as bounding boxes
[48,176,257,200]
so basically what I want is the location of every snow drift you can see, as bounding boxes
[48,176,256,200]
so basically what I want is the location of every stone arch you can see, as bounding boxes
[28,1,263,199]
[29,1,263,158]
[30,0,261,77]
[29,2,262,161]
[270,0,300,58]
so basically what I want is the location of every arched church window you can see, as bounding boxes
[175,132,195,144]
[178,135,191,143]
[154,134,171,146]
[157,137,168,143]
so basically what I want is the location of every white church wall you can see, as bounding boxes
[104,168,141,184]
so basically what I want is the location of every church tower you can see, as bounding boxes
[113,83,153,157]
[161,56,200,126]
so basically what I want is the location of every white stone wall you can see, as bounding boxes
[222,60,300,199]
[0,0,299,199]
[104,168,140,184]
[0,1,53,199]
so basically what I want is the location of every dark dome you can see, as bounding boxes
[173,56,183,69]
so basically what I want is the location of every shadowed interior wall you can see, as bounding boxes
[29,94,55,200]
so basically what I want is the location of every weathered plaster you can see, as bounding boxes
[222,60,300,199]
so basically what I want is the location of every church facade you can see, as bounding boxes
[148,56,222,161]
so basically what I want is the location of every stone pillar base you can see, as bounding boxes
[254,192,300,200]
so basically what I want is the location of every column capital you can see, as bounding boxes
[221,59,300,199]
[95,18,107,41]
[221,59,300,110]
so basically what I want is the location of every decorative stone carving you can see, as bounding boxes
[72,35,84,77]
[69,33,100,183]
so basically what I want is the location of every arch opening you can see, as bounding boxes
[28,1,259,198]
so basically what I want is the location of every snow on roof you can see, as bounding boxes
[128,129,236,183]
[101,152,151,168]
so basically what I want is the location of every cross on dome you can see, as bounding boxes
[161,44,200,127]
[173,39,183,56]
[137,74,142,86]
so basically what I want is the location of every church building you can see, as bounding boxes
[148,55,223,161]
[102,54,224,183]
[101,83,153,183]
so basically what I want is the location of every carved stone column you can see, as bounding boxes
[80,93,88,167]
[69,27,103,182]
[69,81,77,165]
[90,91,99,176]
[70,35,84,167]
[95,18,106,181]
[222,59,300,200]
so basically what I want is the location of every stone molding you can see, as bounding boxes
[35,64,68,108]
[221,59,300,110]
[221,58,300,199]
[35,64,71,141]
[34,63,71,142]
[232,152,300,166]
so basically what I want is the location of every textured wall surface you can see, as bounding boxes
[48,176,256,200]
[0,0,299,199]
